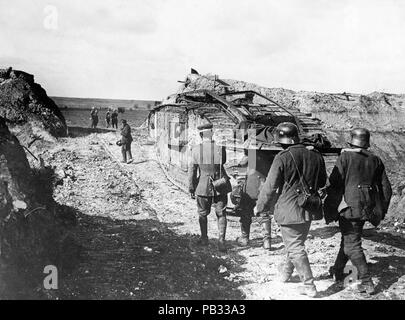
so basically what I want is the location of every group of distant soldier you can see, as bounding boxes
[188,122,392,298]
[90,107,118,129]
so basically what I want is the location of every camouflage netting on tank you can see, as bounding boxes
[0,67,67,147]
[0,117,76,298]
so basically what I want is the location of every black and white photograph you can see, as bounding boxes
[0,0,405,306]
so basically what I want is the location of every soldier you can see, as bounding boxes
[105,110,111,128]
[188,123,230,252]
[235,149,274,250]
[325,128,392,294]
[120,119,133,164]
[111,109,118,129]
[255,122,327,297]
[90,107,99,128]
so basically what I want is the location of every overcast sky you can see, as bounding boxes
[1,0,404,100]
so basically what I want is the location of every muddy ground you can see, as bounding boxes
[40,128,405,300]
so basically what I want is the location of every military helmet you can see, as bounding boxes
[274,122,300,145]
[349,128,370,148]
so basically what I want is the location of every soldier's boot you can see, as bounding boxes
[295,256,317,298]
[236,221,251,247]
[261,220,271,250]
[278,258,295,283]
[351,256,375,295]
[127,150,133,163]
[217,216,227,253]
[330,247,349,282]
[196,217,208,246]
[357,279,376,295]
[121,148,127,163]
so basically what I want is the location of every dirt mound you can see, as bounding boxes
[0,67,67,148]
[0,117,76,299]
[178,73,405,130]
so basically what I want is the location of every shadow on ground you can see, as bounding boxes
[363,228,405,251]
[370,255,405,295]
[56,212,248,300]
[309,225,340,239]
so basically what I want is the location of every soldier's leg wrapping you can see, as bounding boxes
[332,233,349,281]
[257,212,271,250]
[340,217,370,282]
[281,222,314,286]
[237,198,253,246]
[214,195,227,252]
[121,144,127,163]
[196,196,212,244]
[126,142,133,161]
[278,253,295,282]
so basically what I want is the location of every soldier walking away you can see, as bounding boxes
[105,110,111,128]
[235,149,274,249]
[255,122,327,298]
[111,109,118,129]
[188,123,231,253]
[120,119,133,164]
[90,107,99,128]
[325,128,392,295]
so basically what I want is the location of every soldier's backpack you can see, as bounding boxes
[288,150,323,220]
[302,133,331,150]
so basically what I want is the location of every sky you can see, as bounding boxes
[0,0,404,100]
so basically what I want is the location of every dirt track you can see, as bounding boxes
[45,128,405,300]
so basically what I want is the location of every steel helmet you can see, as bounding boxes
[274,122,299,145]
[349,128,370,148]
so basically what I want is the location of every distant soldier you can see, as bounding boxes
[188,123,231,252]
[111,109,118,129]
[120,119,133,164]
[255,122,327,298]
[90,107,99,128]
[325,128,392,295]
[105,110,111,128]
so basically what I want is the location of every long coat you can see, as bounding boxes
[238,150,275,205]
[325,147,392,221]
[245,150,275,201]
[188,140,227,197]
[120,124,133,144]
[256,144,327,225]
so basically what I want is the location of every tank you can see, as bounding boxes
[148,81,341,214]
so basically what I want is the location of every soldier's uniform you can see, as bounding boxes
[326,133,392,293]
[90,108,99,128]
[111,111,118,129]
[188,123,229,252]
[256,141,327,296]
[120,120,133,163]
[237,149,275,247]
[105,111,111,128]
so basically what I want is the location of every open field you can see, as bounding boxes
[61,108,150,129]
[52,96,160,110]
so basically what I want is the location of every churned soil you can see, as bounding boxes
[39,128,405,300]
